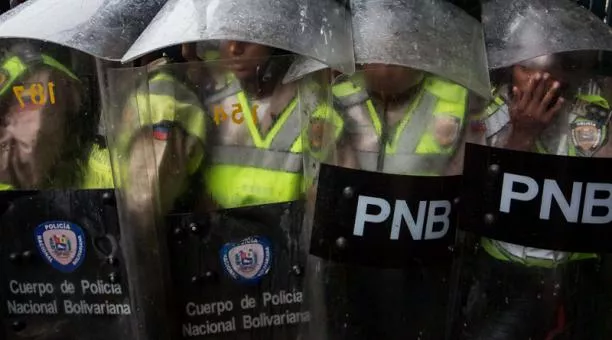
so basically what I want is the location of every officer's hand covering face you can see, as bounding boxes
[512,51,597,96]
[361,63,425,97]
[507,51,599,135]
[458,0,612,338]
[219,41,273,81]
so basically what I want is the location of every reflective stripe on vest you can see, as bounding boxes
[481,238,596,268]
[335,88,370,108]
[0,142,114,191]
[237,90,301,150]
[333,77,463,174]
[0,183,14,191]
[204,78,303,172]
[81,143,115,189]
[484,93,509,139]
[204,89,304,208]
[203,77,337,208]
[210,145,302,173]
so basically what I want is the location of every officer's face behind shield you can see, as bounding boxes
[0,42,85,189]
[511,51,598,99]
[219,40,274,81]
[361,63,425,98]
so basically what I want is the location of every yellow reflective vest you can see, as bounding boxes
[101,70,206,195]
[480,85,608,267]
[332,74,468,175]
[2,70,206,192]
[202,74,343,209]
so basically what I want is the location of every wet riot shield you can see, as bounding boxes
[0,41,138,340]
[104,0,354,338]
[457,0,612,339]
[300,0,491,339]
[0,1,168,339]
[106,56,338,339]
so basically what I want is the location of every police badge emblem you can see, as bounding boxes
[569,101,611,155]
[571,120,604,156]
[34,221,87,273]
[309,118,326,151]
[220,236,272,284]
[433,115,461,147]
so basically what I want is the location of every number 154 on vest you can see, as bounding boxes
[214,103,259,125]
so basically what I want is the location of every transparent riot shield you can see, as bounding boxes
[0,40,138,340]
[0,0,168,140]
[458,57,612,340]
[456,1,612,339]
[300,0,490,339]
[0,1,176,338]
[105,65,180,340]
[106,53,330,339]
[302,65,478,340]
[121,0,355,75]
[0,0,167,61]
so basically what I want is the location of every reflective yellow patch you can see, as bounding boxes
[572,121,602,152]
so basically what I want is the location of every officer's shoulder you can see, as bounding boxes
[423,75,468,103]
[148,70,176,83]
[145,58,175,79]
[331,73,365,98]
[209,69,231,90]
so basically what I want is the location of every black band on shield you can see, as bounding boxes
[460,143,612,253]
[310,163,460,268]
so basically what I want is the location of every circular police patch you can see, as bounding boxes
[220,236,272,284]
[34,221,87,273]
[433,115,461,147]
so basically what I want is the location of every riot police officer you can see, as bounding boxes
[459,0,612,338]
[112,0,354,338]
[0,0,103,191]
[0,42,95,190]
[197,39,345,209]
[333,60,470,175]
[301,0,490,339]
[107,53,206,215]
[0,1,167,339]
[118,0,353,212]
[0,0,167,192]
